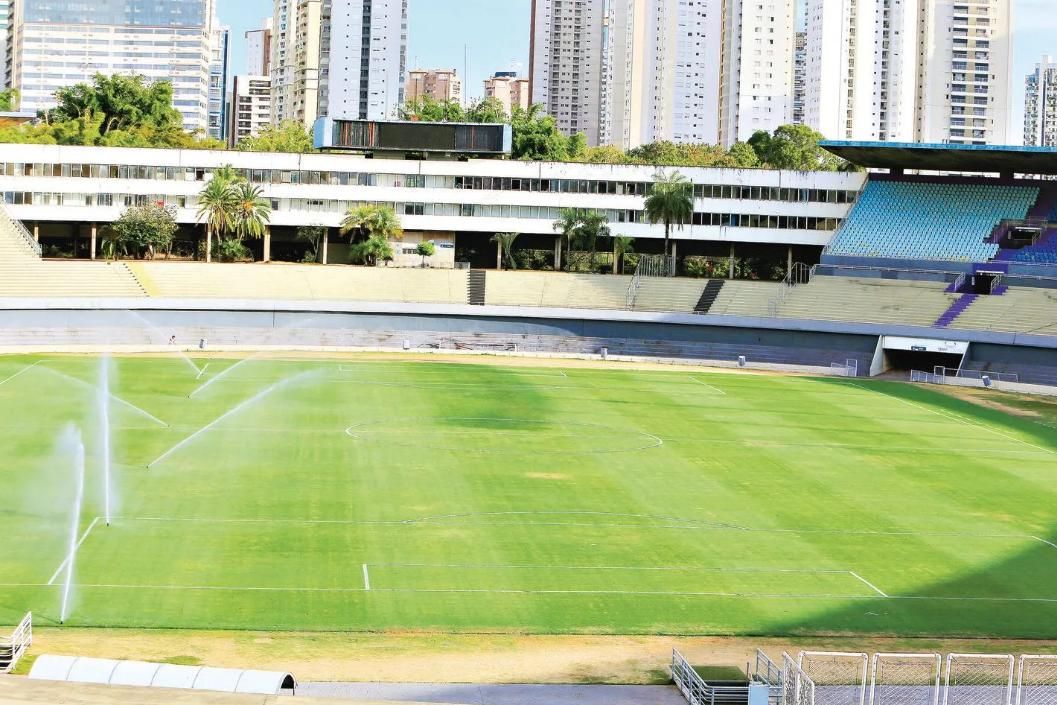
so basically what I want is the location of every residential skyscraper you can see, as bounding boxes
[270,0,323,125]
[1025,56,1057,147]
[529,0,607,145]
[717,0,796,146]
[246,18,273,77]
[208,26,230,141]
[407,68,462,105]
[484,72,530,116]
[792,31,806,126]
[0,0,10,90]
[7,0,219,133]
[229,75,273,146]
[916,0,1012,145]
[804,0,875,140]
[327,0,407,120]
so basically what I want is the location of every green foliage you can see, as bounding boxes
[236,121,315,153]
[341,204,403,242]
[400,97,468,122]
[229,183,271,240]
[416,241,436,258]
[349,234,394,266]
[644,171,694,259]
[195,169,270,260]
[0,89,19,112]
[512,249,553,271]
[296,226,327,263]
[612,235,635,274]
[465,97,508,124]
[211,237,252,262]
[511,104,582,161]
[748,124,844,171]
[101,203,178,260]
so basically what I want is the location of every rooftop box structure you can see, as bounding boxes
[314,117,512,159]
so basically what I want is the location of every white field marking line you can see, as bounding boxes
[362,564,371,591]
[846,381,1057,457]
[689,376,727,395]
[194,362,210,381]
[337,364,568,379]
[1033,536,1057,552]
[375,562,850,574]
[36,367,168,427]
[47,516,100,586]
[149,370,319,468]
[849,571,889,598]
[5,582,1057,602]
[0,360,44,387]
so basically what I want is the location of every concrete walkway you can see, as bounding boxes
[300,682,684,705]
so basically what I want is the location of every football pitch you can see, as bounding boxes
[3,353,1057,638]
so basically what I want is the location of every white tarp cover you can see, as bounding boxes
[29,655,295,695]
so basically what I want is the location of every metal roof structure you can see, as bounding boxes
[28,655,296,695]
[821,141,1057,176]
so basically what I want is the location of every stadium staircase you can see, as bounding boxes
[933,293,978,328]
[630,277,709,313]
[467,270,486,305]
[694,280,725,314]
[949,286,1057,335]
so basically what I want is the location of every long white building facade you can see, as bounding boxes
[6,0,220,134]
[0,145,862,256]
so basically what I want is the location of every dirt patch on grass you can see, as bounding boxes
[525,472,570,481]
[22,631,1057,684]
[932,386,1045,419]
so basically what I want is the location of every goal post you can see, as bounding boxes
[1017,656,1057,705]
[870,653,942,705]
[799,651,868,705]
[943,654,1014,705]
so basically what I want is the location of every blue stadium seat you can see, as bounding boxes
[827,180,1038,262]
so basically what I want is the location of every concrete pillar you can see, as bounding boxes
[206,226,212,263]
[554,236,562,270]
[90,223,97,260]
[787,246,794,276]
[263,229,271,263]
[496,240,502,270]
[32,222,39,242]
[728,243,735,280]
[671,241,677,276]
[321,229,329,264]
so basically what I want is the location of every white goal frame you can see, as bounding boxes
[943,653,1014,705]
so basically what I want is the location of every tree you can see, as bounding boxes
[612,236,635,274]
[230,183,271,241]
[491,232,519,270]
[553,208,583,267]
[196,178,235,263]
[511,104,582,161]
[400,96,466,122]
[552,209,609,271]
[644,170,693,266]
[748,124,843,171]
[465,97,508,123]
[349,234,394,266]
[416,240,436,267]
[101,203,178,260]
[340,204,402,266]
[296,225,327,263]
[48,74,182,135]
[236,121,314,153]
[0,89,19,112]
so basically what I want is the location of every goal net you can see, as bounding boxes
[799,651,868,705]
[870,653,942,705]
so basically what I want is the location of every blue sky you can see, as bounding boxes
[218,0,1052,141]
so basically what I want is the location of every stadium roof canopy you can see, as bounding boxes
[820,140,1057,176]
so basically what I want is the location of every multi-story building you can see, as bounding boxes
[246,18,273,77]
[792,31,806,126]
[0,0,10,89]
[407,69,462,105]
[804,0,874,140]
[6,0,219,134]
[718,0,796,147]
[484,72,530,116]
[270,0,324,126]
[529,0,607,145]
[327,0,408,121]
[229,75,273,146]
[208,26,230,141]
[1025,56,1057,148]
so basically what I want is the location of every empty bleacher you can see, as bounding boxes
[484,271,630,310]
[707,281,780,317]
[129,262,469,304]
[949,287,1057,335]
[631,278,708,313]
[773,277,959,327]
[827,179,1038,262]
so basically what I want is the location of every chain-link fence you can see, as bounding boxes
[1017,656,1057,705]
[943,654,1014,705]
[799,652,868,705]
[784,652,817,705]
[869,653,943,705]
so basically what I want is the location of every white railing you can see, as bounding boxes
[767,262,812,317]
[951,272,967,292]
[671,650,752,705]
[0,200,42,256]
[0,612,32,674]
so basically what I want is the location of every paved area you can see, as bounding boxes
[300,682,684,705]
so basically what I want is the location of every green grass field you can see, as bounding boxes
[3,354,1057,638]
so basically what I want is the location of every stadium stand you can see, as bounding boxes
[129,262,468,304]
[825,178,1037,262]
[949,287,1057,335]
[483,272,630,310]
[773,277,958,326]
[631,278,709,313]
[706,281,781,317]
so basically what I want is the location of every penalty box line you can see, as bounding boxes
[337,364,569,379]
[47,517,101,586]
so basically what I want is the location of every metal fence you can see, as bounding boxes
[800,652,869,705]
[0,612,32,674]
[671,649,752,705]
[767,262,813,316]
[831,359,859,378]
[911,367,1019,388]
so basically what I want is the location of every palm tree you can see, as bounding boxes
[211,164,245,185]
[577,210,610,263]
[644,170,693,271]
[230,183,271,240]
[196,178,235,263]
[613,235,635,274]
[553,208,585,270]
[491,232,519,270]
[340,204,377,241]
[369,206,403,243]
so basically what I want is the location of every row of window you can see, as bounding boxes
[2,192,842,232]
[0,162,859,205]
